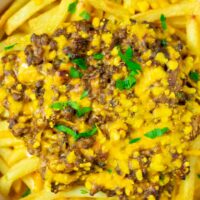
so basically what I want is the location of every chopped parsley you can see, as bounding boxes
[54,124,78,139]
[189,71,199,82]
[50,101,68,110]
[72,58,87,70]
[144,127,169,139]
[51,100,91,117]
[4,43,17,51]
[93,53,104,60]
[80,11,91,21]
[197,174,200,178]
[129,137,141,144]
[80,189,88,194]
[107,169,112,173]
[68,1,78,14]
[67,100,92,117]
[21,188,31,198]
[161,39,167,47]
[160,14,167,30]
[55,124,97,140]
[77,126,97,139]
[116,46,141,90]
[69,67,83,78]
[80,90,89,100]
[116,73,136,90]
[76,107,92,117]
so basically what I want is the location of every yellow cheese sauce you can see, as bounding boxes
[0,18,200,199]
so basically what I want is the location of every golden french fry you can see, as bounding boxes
[0,0,29,28]
[168,16,186,29]
[186,15,200,55]
[0,33,30,51]
[0,157,40,196]
[132,2,198,22]
[4,0,56,35]
[86,0,130,18]
[28,0,74,34]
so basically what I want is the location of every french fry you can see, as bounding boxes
[4,0,56,35]
[186,15,200,55]
[28,0,74,34]
[0,158,9,175]
[86,0,130,18]
[0,157,40,196]
[168,16,187,29]
[0,33,30,51]
[0,0,29,28]
[132,1,199,22]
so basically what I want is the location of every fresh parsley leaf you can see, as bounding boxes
[54,124,78,139]
[77,107,92,117]
[118,46,141,72]
[80,90,89,100]
[55,124,97,140]
[160,14,167,30]
[93,53,104,60]
[67,101,80,110]
[67,101,92,117]
[80,11,91,21]
[197,174,200,178]
[125,46,133,59]
[189,71,199,82]
[129,137,141,144]
[116,46,141,90]
[69,67,83,78]
[116,74,136,90]
[77,126,97,139]
[4,43,17,51]
[144,127,169,139]
[50,101,68,110]
[80,189,88,194]
[21,188,31,198]
[107,169,112,173]
[72,58,87,70]
[68,1,78,14]
[161,39,167,47]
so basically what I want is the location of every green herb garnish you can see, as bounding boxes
[55,124,97,140]
[67,100,92,117]
[77,126,97,139]
[160,14,167,30]
[80,11,91,21]
[69,67,83,78]
[51,100,91,117]
[54,124,78,139]
[116,46,141,90]
[80,90,89,100]
[107,169,112,173]
[189,71,199,82]
[93,53,104,60]
[68,0,78,14]
[197,174,200,178]
[129,137,141,144]
[161,39,167,47]
[77,107,92,117]
[118,46,141,72]
[21,188,31,198]
[80,189,88,194]
[50,101,68,110]
[4,43,17,51]
[116,73,136,90]
[72,58,87,70]
[144,127,169,139]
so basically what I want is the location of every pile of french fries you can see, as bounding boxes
[0,0,199,55]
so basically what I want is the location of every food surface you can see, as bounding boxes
[1,17,200,199]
